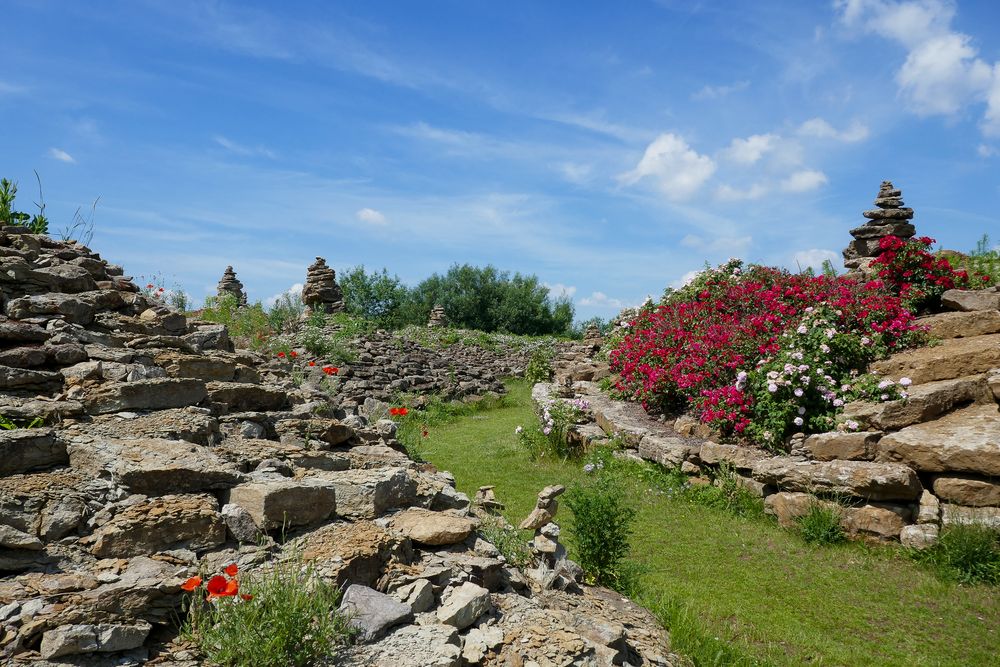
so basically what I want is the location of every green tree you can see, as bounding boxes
[339,265,409,328]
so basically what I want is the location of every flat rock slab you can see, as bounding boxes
[40,621,152,659]
[225,478,336,531]
[941,288,1000,312]
[91,493,225,557]
[67,437,241,495]
[83,378,208,414]
[876,404,1000,476]
[339,584,413,642]
[637,434,692,468]
[387,507,475,546]
[764,492,909,540]
[917,309,1000,339]
[871,333,1000,384]
[206,381,287,411]
[0,428,66,475]
[933,475,1000,507]
[801,431,880,461]
[940,503,1000,529]
[295,521,412,589]
[339,623,461,667]
[750,457,921,501]
[842,374,992,430]
[275,418,354,447]
[315,468,416,520]
[699,441,769,469]
[437,581,492,630]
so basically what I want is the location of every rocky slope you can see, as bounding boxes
[0,227,678,666]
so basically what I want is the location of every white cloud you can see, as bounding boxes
[213,135,277,159]
[791,249,840,273]
[836,0,999,134]
[692,80,750,100]
[265,282,303,308]
[555,162,593,184]
[619,133,716,201]
[356,208,387,225]
[798,118,869,142]
[579,291,625,308]
[723,133,777,164]
[977,143,998,158]
[780,169,828,192]
[48,148,75,163]
[714,183,769,201]
[543,282,577,298]
[670,269,703,289]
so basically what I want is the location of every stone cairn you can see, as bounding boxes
[301,257,345,316]
[519,484,582,590]
[216,265,247,306]
[843,180,916,271]
[427,304,448,328]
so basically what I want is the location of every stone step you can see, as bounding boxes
[876,404,1000,476]
[916,309,1000,339]
[749,457,922,501]
[841,374,993,430]
[871,333,1000,384]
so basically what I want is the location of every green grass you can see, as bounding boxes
[399,380,1000,667]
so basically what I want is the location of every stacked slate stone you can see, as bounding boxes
[301,257,345,316]
[216,265,247,306]
[843,180,916,270]
[427,304,448,328]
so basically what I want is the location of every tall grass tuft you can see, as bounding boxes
[797,500,846,546]
[912,523,1000,585]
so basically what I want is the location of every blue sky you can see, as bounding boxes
[2,0,999,320]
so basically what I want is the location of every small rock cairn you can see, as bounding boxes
[843,180,916,271]
[519,485,582,590]
[301,257,345,316]
[474,485,504,512]
[216,265,247,306]
[427,304,448,328]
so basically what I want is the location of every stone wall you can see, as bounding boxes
[0,227,678,666]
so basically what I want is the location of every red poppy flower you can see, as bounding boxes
[388,407,399,416]
[397,407,408,416]
[205,575,229,599]
[322,366,339,376]
[422,429,429,438]
[240,594,253,601]
[180,576,202,591]
[308,360,316,366]
[146,283,154,289]
[224,563,238,577]
[277,352,286,358]
[290,351,298,358]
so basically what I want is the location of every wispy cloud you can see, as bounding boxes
[723,133,778,164]
[48,148,76,163]
[356,208,387,225]
[578,291,624,309]
[798,117,870,142]
[780,169,827,192]
[543,282,577,298]
[791,248,839,272]
[0,80,27,95]
[692,79,750,100]
[213,135,276,159]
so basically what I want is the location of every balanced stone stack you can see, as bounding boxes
[519,484,582,591]
[843,180,916,271]
[216,265,247,306]
[301,257,344,316]
[427,304,448,328]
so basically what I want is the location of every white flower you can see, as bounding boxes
[833,398,844,407]
[583,463,595,473]
[793,417,804,426]
[899,377,912,387]
[798,364,809,372]
[797,407,806,415]
[861,336,871,346]
[794,388,804,397]
[845,419,859,431]
[542,426,552,435]
[737,371,748,382]
[767,383,778,393]
[880,394,889,401]
[820,344,830,354]
[877,379,894,390]
[515,426,523,434]
[825,328,836,339]
[805,307,814,313]
[762,430,772,440]
[797,325,808,335]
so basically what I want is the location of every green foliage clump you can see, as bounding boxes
[685,463,765,520]
[0,175,49,234]
[201,295,274,350]
[564,475,636,588]
[477,514,532,568]
[339,265,410,329]
[182,562,354,667]
[797,500,846,546]
[0,415,44,429]
[912,524,1000,585]
[524,348,553,385]
[957,234,1000,288]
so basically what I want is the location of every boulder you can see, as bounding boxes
[91,494,226,557]
[917,310,1000,339]
[932,476,1000,507]
[750,457,922,501]
[83,378,208,414]
[274,418,354,447]
[67,437,241,495]
[871,333,1000,384]
[296,521,412,589]
[0,470,89,541]
[225,478,336,531]
[339,584,413,642]
[206,381,287,411]
[0,364,62,392]
[0,319,50,343]
[436,582,492,630]
[876,404,1000,476]
[940,504,1000,529]
[0,524,43,550]
[5,293,96,324]
[154,351,240,381]
[318,468,417,520]
[900,524,939,549]
[387,508,475,546]
[801,431,880,461]
[637,434,692,467]
[342,623,462,667]
[39,621,152,659]
[941,288,1000,312]
[698,441,768,469]
[0,428,66,475]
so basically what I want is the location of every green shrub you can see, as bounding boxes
[564,476,636,587]
[477,514,532,568]
[182,561,354,666]
[0,175,49,234]
[524,348,553,385]
[913,523,1000,585]
[687,463,764,519]
[201,295,273,350]
[797,500,846,545]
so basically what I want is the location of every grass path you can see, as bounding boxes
[401,380,1000,666]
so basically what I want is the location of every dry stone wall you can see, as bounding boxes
[0,227,677,666]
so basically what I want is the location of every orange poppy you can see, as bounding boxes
[224,563,238,577]
[180,576,202,591]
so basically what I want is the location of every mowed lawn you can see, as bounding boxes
[402,380,1000,667]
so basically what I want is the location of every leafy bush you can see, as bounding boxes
[339,265,410,329]
[609,260,921,449]
[0,175,49,234]
[912,524,1000,585]
[872,235,992,312]
[181,561,354,666]
[524,348,553,384]
[797,500,845,545]
[564,476,636,588]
